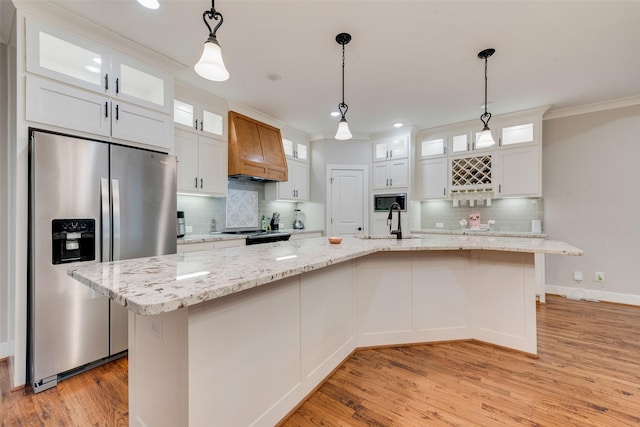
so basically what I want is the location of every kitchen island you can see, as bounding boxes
[68,235,581,427]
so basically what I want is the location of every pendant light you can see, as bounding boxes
[194,0,229,82]
[476,48,496,148]
[335,33,352,140]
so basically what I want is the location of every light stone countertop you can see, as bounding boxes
[68,235,582,316]
[412,229,548,238]
[178,229,323,245]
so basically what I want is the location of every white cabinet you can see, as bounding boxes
[419,137,446,158]
[265,159,309,201]
[25,16,173,150]
[496,145,541,197]
[373,134,409,161]
[372,212,409,236]
[174,98,225,139]
[373,158,409,189]
[417,157,447,200]
[174,129,227,196]
[282,138,308,162]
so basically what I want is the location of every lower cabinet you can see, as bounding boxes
[174,128,227,196]
[177,238,244,253]
[372,212,409,236]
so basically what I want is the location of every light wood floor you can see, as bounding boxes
[2,295,639,426]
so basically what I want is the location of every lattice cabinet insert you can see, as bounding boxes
[450,155,493,191]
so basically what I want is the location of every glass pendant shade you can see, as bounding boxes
[476,127,496,148]
[335,118,352,140]
[194,37,229,82]
[137,0,159,9]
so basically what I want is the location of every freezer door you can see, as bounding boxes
[109,145,177,353]
[29,131,110,384]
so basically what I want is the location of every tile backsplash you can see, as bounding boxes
[177,179,299,234]
[420,198,544,232]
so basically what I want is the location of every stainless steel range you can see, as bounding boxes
[222,230,291,245]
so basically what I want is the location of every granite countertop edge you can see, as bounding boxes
[178,229,323,244]
[68,235,582,316]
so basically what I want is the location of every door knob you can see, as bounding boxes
[357,227,362,231]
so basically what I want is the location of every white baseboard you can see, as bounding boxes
[546,284,640,306]
[0,340,13,359]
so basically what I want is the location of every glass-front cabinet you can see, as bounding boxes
[174,98,225,138]
[373,134,409,161]
[26,16,173,114]
[282,138,308,162]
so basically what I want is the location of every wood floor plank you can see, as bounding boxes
[2,295,640,426]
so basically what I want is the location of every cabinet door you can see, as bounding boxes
[295,142,309,161]
[387,159,409,188]
[26,75,110,138]
[26,17,110,95]
[278,162,296,200]
[198,137,228,196]
[111,102,172,150]
[373,163,390,189]
[373,134,409,161]
[418,158,447,199]
[292,161,309,200]
[497,145,540,197]
[111,54,173,114]
[174,129,200,193]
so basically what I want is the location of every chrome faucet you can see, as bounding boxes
[387,202,402,239]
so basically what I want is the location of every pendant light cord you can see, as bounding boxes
[480,53,491,127]
[339,42,348,118]
[203,0,223,38]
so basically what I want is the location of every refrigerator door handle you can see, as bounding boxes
[101,178,111,262]
[112,179,121,261]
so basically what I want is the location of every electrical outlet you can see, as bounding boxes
[573,271,583,282]
[435,222,444,229]
[186,225,193,233]
[595,272,605,283]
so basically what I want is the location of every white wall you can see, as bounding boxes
[543,103,640,304]
[307,138,372,231]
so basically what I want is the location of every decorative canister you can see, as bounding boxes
[469,211,481,229]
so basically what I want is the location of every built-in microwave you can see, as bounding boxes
[373,193,407,212]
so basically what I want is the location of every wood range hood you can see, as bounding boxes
[228,111,288,182]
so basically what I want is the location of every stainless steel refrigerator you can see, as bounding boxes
[28,129,177,392]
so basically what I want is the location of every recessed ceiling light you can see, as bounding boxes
[330,111,340,117]
[137,0,159,9]
[85,65,100,73]
[393,122,404,128]
[267,73,282,81]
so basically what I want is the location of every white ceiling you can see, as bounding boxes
[25,0,640,139]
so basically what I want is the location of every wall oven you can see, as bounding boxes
[373,193,407,212]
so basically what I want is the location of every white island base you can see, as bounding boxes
[128,249,537,427]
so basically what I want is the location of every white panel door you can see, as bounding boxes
[329,168,365,236]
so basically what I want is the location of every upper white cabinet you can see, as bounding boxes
[417,157,447,200]
[373,159,409,190]
[24,16,173,150]
[414,106,548,199]
[372,133,410,190]
[373,134,409,161]
[495,144,541,197]
[419,137,446,158]
[174,98,225,139]
[174,129,227,196]
[282,138,308,162]
[265,159,309,201]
